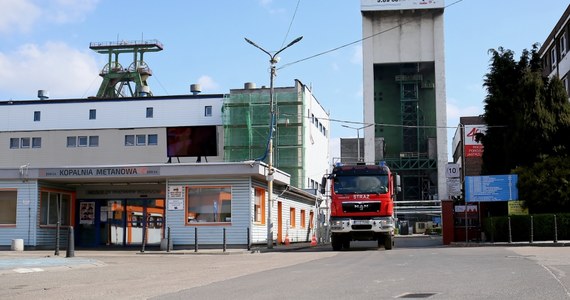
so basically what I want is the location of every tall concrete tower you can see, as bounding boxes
[361,1,448,212]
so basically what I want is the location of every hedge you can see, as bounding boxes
[483,214,570,242]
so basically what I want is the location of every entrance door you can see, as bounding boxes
[79,199,164,247]
[124,199,164,245]
[77,200,98,247]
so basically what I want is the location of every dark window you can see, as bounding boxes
[67,136,77,147]
[148,134,158,145]
[125,135,135,146]
[146,107,153,118]
[205,106,212,117]
[32,137,41,148]
[89,136,99,147]
[78,136,88,147]
[20,138,30,148]
[89,109,96,120]
[136,135,146,146]
[10,138,19,149]
[34,111,41,122]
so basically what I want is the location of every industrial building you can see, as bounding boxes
[0,40,328,249]
[539,4,570,98]
[224,80,330,191]
[360,1,448,221]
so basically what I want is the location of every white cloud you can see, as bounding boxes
[446,98,483,127]
[197,75,220,92]
[46,0,99,24]
[0,0,98,34]
[350,45,362,65]
[0,0,41,34]
[0,42,100,99]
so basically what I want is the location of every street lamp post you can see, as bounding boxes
[342,124,373,163]
[245,36,302,249]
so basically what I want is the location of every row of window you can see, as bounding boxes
[309,111,327,137]
[9,134,158,149]
[31,106,214,122]
[0,188,314,231]
[10,137,42,149]
[543,25,568,73]
[253,188,313,229]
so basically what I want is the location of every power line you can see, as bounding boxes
[281,0,302,49]
[280,112,501,130]
[277,0,465,70]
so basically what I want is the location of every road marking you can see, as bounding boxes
[13,268,44,273]
[541,264,570,298]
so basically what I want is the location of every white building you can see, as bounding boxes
[360,0,448,208]
[0,89,324,249]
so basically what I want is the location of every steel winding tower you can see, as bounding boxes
[90,40,163,98]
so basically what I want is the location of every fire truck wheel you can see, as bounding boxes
[331,236,342,251]
[384,235,394,250]
[342,239,350,250]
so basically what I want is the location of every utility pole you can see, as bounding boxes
[245,36,302,249]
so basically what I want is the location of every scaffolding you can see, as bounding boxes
[223,87,304,187]
[376,63,438,217]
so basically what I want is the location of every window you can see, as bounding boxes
[10,138,19,149]
[146,107,153,118]
[300,209,306,228]
[20,138,30,148]
[67,136,77,147]
[89,109,96,120]
[290,207,296,228]
[204,105,213,117]
[0,190,17,225]
[125,135,135,146]
[254,188,265,224]
[551,48,557,70]
[32,137,41,148]
[78,136,88,147]
[40,191,71,226]
[561,33,567,57]
[136,135,146,146]
[187,186,231,223]
[34,111,41,122]
[309,211,314,229]
[148,134,158,145]
[89,136,99,147]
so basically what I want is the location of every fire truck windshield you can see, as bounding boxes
[333,175,389,194]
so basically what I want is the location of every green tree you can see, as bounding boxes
[480,45,570,213]
[481,45,570,174]
[515,156,570,213]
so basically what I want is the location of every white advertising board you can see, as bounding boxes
[361,0,445,11]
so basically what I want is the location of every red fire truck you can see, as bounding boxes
[321,162,400,251]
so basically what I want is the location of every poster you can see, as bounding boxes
[80,202,95,224]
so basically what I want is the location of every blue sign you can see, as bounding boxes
[465,175,518,202]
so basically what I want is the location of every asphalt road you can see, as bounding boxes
[0,238,568,299]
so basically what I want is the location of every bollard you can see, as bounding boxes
[247,227,251,251]
[223,228,227,252]
[194,227,198,252]
[141,218,147,253]
[530,216,534,244]
[167,227,171,252]
[55,220,61,256]
[554,215,558,243]
[66,226,75,258]
[508,217,512,244]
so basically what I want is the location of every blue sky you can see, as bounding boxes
[0,0,568,159]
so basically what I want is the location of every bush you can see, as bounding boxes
[483,214,570,242]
